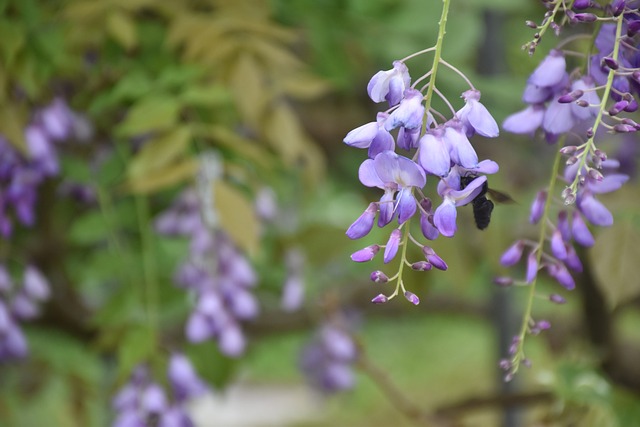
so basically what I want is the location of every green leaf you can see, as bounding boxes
[106,9,138,51]
[127,126,192,179]
[68,211,109,245]
[117,325,155,380]
[214,180,260,255]
[185,341,237,388]
[126,157,198,194]
[590,215,640,308]
[0,20,25,69]
[116,95,181,136]
[179,84,232,107]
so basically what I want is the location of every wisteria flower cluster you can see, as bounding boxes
[497,0,636,379]
[300,319,358,394]
[344,56,501,304]
[112,354,208,427]
[0,98,88,237]
[155,189,259,357]
[0,265,50,360]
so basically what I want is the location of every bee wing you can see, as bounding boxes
[487,189,516,204]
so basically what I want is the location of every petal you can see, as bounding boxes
[384,89,425,131]
[449,175,487,206]
[346,203,377,239]
[502,105,545,134]
[397,126,420,151]
[525,251,538,283]
[378,190,396,227]
[358,159,384,188]
[383,229,402,263]
[543,97,575,134]
[529,50,566,87]
[550,230,568,260]
[467,100,499,137]
[522,83,552,104]
[444,126,478,168]
[418,133,450,177]
[588,173,628,194]
[368,128,395,158]
[343,122,378,148]
[472,160,499,175]
[396,188,417,224]
[578,195,613,226]
[571,211,595,246]
[434,199,457,237]
[570,77,600,120]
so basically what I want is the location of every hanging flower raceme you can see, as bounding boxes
[343,53,501,304]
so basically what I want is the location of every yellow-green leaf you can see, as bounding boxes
[117,95,181,136]
[590,215,640,308]
[107,10,138,51]
[213,180,259,255]
[126,158,198,194]
[278,73,332,100]
[128,126,192,179]
[228,53,266,127]
[0,104,27,154]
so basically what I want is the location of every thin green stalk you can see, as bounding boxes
[422,0,451,122]
[135,194,159,346]
[512,146,564,373]
[390,220,412,299]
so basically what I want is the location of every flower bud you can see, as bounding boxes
[346,203,377,239]
[500,241,525,267]
[559,145,578,155]
[529,191,547,224]
[371,294,388,304]
[526,251,539,283]
[557,210,571,242]
[370,270,389,283]
[550,230,568,260]
[571,211,595,246]
[422,246,448,271]
[404,291,420,305]
[493,276,514,287]
[383,229,402,264]
[549,294,567,304]
[411,261,432,271]
[350,245,380,262]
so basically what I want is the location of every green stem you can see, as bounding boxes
[135,194,159,346]
[422,0,451,122]
[390,221,412,299]
[512,146,564,373]
[569,14,623,196]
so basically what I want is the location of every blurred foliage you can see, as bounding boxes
[0,0,639,426]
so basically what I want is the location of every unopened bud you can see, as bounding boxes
[404,291,420,305]
[549,294,567,304]
[575,100,590,108]
[493,276,514,287]
[370,270,389,283]
[573,0,591,9]
[371,294,388,304]
[525,20,537,29]
[613,123,637,133]
[588,168,604,181]
[411,261,432,271]
[602,57,619,70]
[566,156,578,165]
[559,145,578,155]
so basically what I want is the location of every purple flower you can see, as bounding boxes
[22,265,50,301]
[529,50,567,87]
[500,241,524,266]
[571,211,595,246]
[343,113,394,158]
[543,95,575,135]
[404,291,420,305]
[456,90,499,137]
[529,191,547,224]
[418,129,450,177]
[367,61,411,106]
[358,151,426,225]
[578,194,613,226]
[168,353,208,402]
[384,89,425,131]
[550,230,568,260]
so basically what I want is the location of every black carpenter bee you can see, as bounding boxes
[460,175,514,230]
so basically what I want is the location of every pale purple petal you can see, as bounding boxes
[500,241,524,266]
[343,122,377,148]
[358,159,384,188]
[434,199,457,237]
[374,151,425,188]
[22,266,50,301]
[444,126,478,168]
[219,324,246,357]
[529,191,547,224]
[350,245,380,262]
[420,212,439,240]
[522,83,552,104]
[570,77,600,120]
[526,252,538,283]
[578,195,613,226]
[472,160,499,174]
[502,105,545,134]
[367,61,411,105]
[397,188,417,224]
[418,133,450,177]
[571,211,595,246]
[346,203,377,239]
[449,175,487,206]
[550,230,568,260]
[397,126,420,151]
[543,97,575,134]
[529,50,566,87]
[368,128,395,158]
[588,173,628,193]
[384,89,425,131]
[378,190,395,227]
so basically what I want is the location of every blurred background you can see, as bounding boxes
[1,0,639,426]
